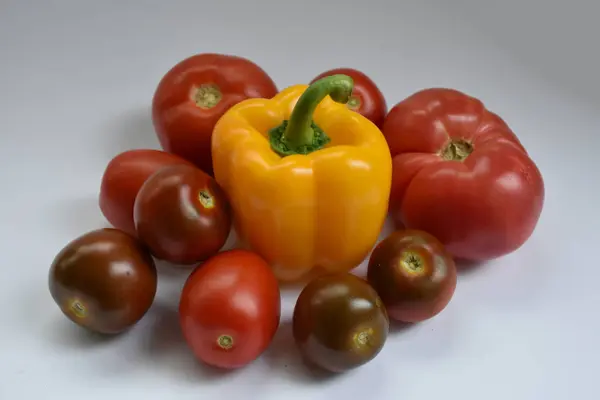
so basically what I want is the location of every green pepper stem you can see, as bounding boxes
[282,74,354,148]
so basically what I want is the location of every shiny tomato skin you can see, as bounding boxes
[367,230,457,323]
[179,250,281,369]
[293,273,389,373]
[152,53,278,176]
[49,228,158,334]
[383,88,545,261]
[133,164,231,264]
[99,149,193,236]
[310,68,387,128]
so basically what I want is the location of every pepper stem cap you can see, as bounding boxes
[269,74,354,157]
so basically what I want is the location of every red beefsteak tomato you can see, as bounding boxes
[310,67,387,128]
[152,53,278,176]
[99,149,193,236]
[179,250,281,369]
[383,88,545,261]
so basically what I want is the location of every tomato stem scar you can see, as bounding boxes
[67,298,87,319]
[194,84,222,109]
[217,334,234,350]
[352,327,375,349]
[441,139,473,162]
[198,190,215,209]
[399,251,425,276]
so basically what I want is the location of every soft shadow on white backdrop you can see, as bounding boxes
[0,1,598,399]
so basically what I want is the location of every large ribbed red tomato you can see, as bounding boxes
[383,88,545,261]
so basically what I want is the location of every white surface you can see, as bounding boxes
[1,1,598,399]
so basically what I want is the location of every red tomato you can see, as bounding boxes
[367,229,457,323]
[179,250,281,369]
[99,149,193,236]
[383,88,545,261]
[152,53,278,176]
[134,164,231,265]
[310,67,387,128]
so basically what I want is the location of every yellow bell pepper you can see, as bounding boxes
[212,75,392,281]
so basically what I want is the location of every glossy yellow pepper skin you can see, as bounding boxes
[212,75,392,281]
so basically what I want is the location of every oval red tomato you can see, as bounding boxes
[383,88,545,261]
[99,149,193,236]
[134,164,231,265]
[152,53,278,176]
[367,229,457,323]
[179,250,281,369]
[310,67,387,128]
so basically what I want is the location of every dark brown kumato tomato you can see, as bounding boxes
[292,273,389,373]
[134,164,232,265]
[367,229,457,323]
[48,228,158,334]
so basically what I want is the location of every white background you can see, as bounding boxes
[1,0,598,399]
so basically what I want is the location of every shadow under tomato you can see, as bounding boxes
[277,266,360,294]
[221,228,244,251]
[278,278,310,295]
[388,320,420,335]
[394,304,464,360]
[262,319,344,384]
[43,315,124,351]
[136,302,240,383]
[150,228,241,281]
[455,258,489,276]
[154,258,195,279]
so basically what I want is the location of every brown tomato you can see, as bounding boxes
[48,228,158,334]
[134,164,231,265]
[367,229,457,323]
[293,273,389,373]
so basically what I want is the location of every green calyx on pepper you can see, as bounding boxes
[269,74,354,157]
